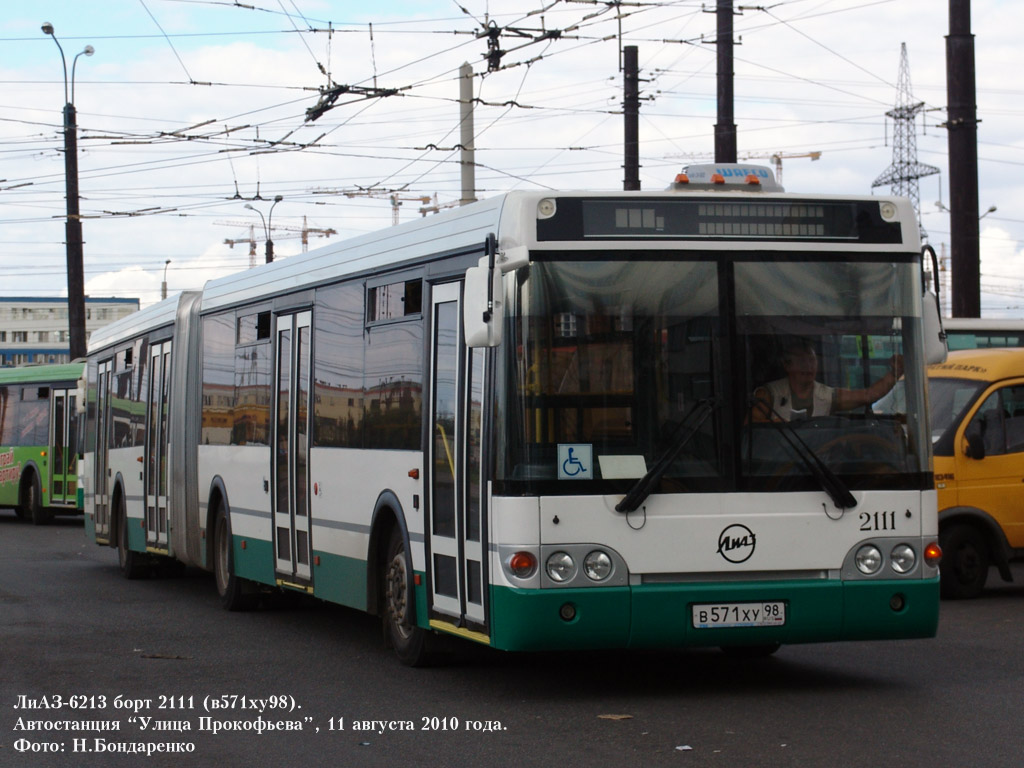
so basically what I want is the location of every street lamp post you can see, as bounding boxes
[245,195,283,264]
[266,195,283,264]
[42,22,93,361]
[161,259,171,300]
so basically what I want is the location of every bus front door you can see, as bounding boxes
[427,282,488,634]
[49,388,77,507]
[272,311,313,587]
[94,360,113,540]
[145,341,172,551]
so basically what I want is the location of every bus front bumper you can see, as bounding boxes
[484,577,940,652]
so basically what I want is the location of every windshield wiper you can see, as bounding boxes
[615,398,717,513]
[751,401,857,511]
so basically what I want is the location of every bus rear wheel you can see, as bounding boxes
[117,496,148,579]
[940,523,990,599]
[213,504,258,611]
[383,527,431,666]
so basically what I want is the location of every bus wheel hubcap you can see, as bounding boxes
[387,555,411,639]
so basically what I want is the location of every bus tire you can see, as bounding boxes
[940,523,989,599]
[21,472,51,526]
[213,504,258,611]
[117,497,148,580]
[383,527,432,666]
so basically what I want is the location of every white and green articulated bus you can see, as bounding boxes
[82,166,945,664]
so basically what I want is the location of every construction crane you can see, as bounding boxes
[222,224,259,268]
[274,217,337,252]
[759,151,822,186]
[380,194,433,226]
[216,217,337,267]
[313,188,438,226]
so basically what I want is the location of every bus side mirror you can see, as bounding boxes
[921,244,947,365]
[964,429,985,460]
[75,376,87,415]
[464,256,503,348]
[922,289,947,365]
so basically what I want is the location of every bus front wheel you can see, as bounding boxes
[383,527,432,666]
[21,473,51,526]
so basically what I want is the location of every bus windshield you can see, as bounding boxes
[495,257,931,495]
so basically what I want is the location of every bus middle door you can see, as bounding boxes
[144,341,172,551]
[272,311,313,589]
[427,282,488,636]
[49,387,78,507]
[94,360,113,540]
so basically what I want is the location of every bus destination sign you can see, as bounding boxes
[535,197,903,244]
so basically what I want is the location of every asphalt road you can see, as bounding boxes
[1,509,1021,768]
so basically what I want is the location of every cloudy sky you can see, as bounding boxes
[1,0,1021,313]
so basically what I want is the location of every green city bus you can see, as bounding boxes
[0,362,84,524]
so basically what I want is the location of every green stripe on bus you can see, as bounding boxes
[231,536,275,586]
[311,550,368,611]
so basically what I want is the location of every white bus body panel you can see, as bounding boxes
[533,490,933,576]
[308,448,424,567]
[197,444,271,543]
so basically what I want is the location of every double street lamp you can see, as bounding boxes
[245,195,284,264]
[42,22,93,361]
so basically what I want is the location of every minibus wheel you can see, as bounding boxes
[940,523,989,599]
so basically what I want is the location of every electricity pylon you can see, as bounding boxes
[872,43,940,238]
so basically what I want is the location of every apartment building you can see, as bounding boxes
[0,297,139,366]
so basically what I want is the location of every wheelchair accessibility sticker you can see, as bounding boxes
[557,444,593,480]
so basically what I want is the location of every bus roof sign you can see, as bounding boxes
[671,164,782,193]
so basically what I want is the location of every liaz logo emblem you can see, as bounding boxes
[717,524,756,563]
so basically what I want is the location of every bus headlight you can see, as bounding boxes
[855,545,883,575]
[546,552,576,583]
[890,544,916,574]
[583,550,613,581]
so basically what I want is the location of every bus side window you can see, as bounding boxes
[1002,386,1024,453]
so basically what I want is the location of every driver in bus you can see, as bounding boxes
[751,338,903,422]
